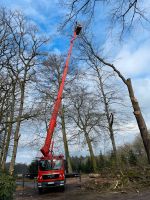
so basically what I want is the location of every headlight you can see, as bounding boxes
[60,181,64,183]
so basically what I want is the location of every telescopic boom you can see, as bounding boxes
[40,24,82,157]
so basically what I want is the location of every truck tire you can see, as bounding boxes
[60,185,65,192]
[38,188,43,194]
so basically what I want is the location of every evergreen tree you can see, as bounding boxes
[28,160,38,178]
[128,150,137,166]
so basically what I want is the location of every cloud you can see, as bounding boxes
[0,0,66,34]
[132,78,150,127]
[112,33,150,131]
[115,40,150,78]
[16,149,37,164]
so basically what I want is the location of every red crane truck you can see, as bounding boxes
[37,24,82,193]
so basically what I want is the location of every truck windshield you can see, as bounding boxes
[39,159,62,171]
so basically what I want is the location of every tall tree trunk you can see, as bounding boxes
[84,131,97,172]
[9,81,25,175]
[109,124,118,165]
[1,82,16,170]
[126,78,150,163]
[95,66,118,167]
[0,128,7,169]
[60,105,72,173]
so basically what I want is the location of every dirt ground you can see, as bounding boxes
[15,177,150,200]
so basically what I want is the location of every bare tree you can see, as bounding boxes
[8,11,48,175]
[93,67,119,167]
[0,8,18,169]
[60,104,73,173]
[1,79,16,170]
[68,84,105,172]
[62,0,150,37]
[79,34,150,164]
[80,48,129,167]
[0,8,48,174]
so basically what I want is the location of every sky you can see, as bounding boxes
[1,0,150,164]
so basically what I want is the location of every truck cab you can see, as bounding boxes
[37,155,65,193]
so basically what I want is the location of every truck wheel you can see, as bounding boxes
[60,185,65,192]
[38,188,43,194]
